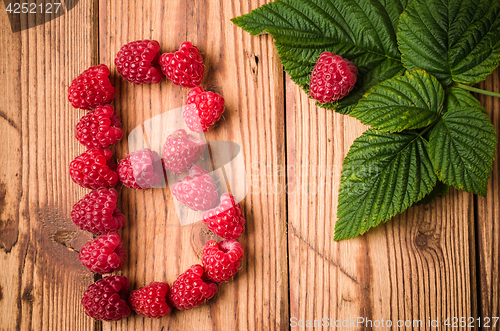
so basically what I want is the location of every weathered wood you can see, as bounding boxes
[99,0,288,330]
[285,74,478,330]
[0,2,97,330]
[476,68,500,322]
[2,0,499,329]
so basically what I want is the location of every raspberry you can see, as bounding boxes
[309,52,358,104]
[78,232,126,274]
[171,165,218,211]
[202,240,244,283]
[117,148,163,189]
[129,282,172,318]
[81,275,131,321]
[203,193,245,240]
[68,64,116,110]
[169,264,217,310]
[70,148,118,189]
[115,40,163,84]
[183,86,225,132]
[71,188,125,234]
[162,129,205,174]
[159,41,204,88]
[75,105,123,149]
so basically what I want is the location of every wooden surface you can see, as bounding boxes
[0,0,498,330]
[477,70,500,324]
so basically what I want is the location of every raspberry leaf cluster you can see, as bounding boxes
[231,0,407,114]
[398,0,500,86]
[233,0,500,241]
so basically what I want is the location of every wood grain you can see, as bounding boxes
[476,68,500,322]
[0,1,97,330]
[99,0,288,330]
[285,74,478,330]
[1,0,499,330]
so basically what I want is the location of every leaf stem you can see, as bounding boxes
[418,118,440,138]
[454,83,500,98]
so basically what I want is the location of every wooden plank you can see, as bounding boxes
[0,1,97,330]
[99,0,288,330]
[285,74,478,330]
[476,68,500,322]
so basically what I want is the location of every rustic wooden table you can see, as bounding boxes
[0,0,499,330]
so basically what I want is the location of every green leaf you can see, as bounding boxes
[232,0,408,113]
[335,129,437,241]
[428,107,497,196]
[415,180,450,205]
[350,70,444,132]
[398,0,500,86]
[444,87,487,114]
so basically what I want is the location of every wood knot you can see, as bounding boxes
[415,233,428,248]
[22,288,34,303]
[190,222,221,260]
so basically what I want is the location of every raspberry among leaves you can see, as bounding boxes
[309,52,357,104]
[81,276,131,321]
[233,0,500,240]
[231,0,407,114]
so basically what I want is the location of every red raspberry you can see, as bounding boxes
[203,193,245,240]
[78,232,126,274]
[309,52,358,104]
[159,41,204,88]
[129,282,172,318]
[69,148,118,189]
[171,165,218,211]
[202,240,244,283]
[81,275,131,321]
[71,188,125,234]
[115,40,163,84]
[162,129,205,174]
[117,148,163,189]
[75,105,123,149]
[169,264,217,310]
[68,64,116,110]
[183,86,225,132]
